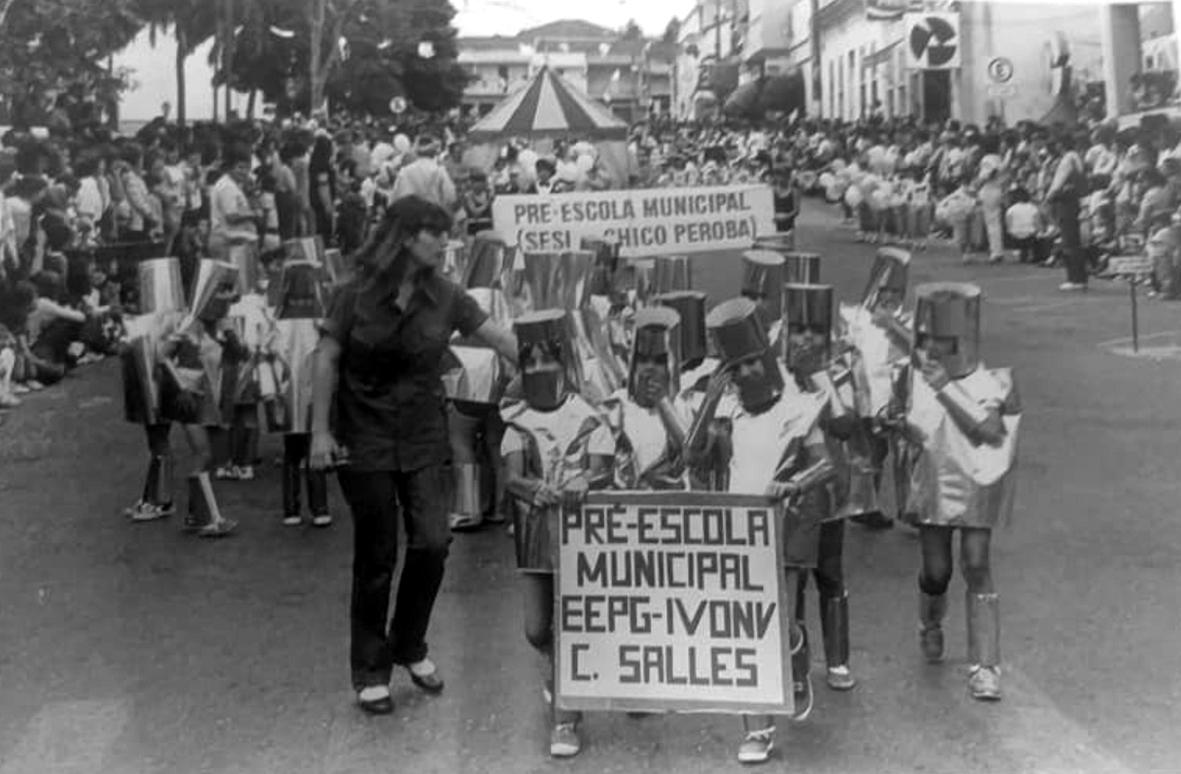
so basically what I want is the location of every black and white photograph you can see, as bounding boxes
[0,0,1176,771]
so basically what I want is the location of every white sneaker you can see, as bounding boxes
[736,727,775,764]
[214,465,238,480]
[1058,282,1087,292]
[234,465,256,481]
[968,665,1002,701]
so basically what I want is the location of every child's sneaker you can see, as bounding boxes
[234,465,256,481]
[214,465,239,481]
[736,727,774,764]
[549,722,581,758]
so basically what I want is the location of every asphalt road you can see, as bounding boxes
[1,197,1179,774]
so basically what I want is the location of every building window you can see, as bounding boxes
[837,57,844,118]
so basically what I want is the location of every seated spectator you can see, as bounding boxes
[26,270,86,383]
[1005,187,1048,264]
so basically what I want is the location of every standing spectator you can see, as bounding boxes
[391,135,457,213]
[1046,133,1088,291]
[309,134,336,243]
[461,171,494,236]
[119,144,157,243]
[73,152,109,242]
[208,145,260,290]
[274,140,303,240]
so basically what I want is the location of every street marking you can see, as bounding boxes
[1003,300,1081,314]
[1107,344,1181,361]
[0,699,129,774]
[1097,329,1181,348]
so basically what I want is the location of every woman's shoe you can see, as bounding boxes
[282,514,302,527]
[403,658,444,693]
[311,512,333,528]
[357,685,394,715]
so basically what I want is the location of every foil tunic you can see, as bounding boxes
[603,388,692,490]
[501,395,614,573]
[270,318,319,433]
[904,365,1021,529]
[716,373,832,567]
[839,303,909,417]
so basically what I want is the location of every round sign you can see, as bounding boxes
[389,96,407,114]
[987,57,1014,84]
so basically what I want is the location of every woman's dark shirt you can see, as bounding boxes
[321,270,488,472]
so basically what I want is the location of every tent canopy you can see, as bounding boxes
[467,66,630,142]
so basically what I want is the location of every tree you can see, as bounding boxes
[621,19,643,41]
[137,0,218,128]
[661,17,681,45]
[0,0,145,127]
[216,0,472,117]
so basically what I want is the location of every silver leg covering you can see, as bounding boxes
[966,592,1000,668]
[142,455,174,506]
[450,463,483,528]
[821,593,850,668]
[920,592,947,663]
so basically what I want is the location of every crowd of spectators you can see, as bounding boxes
[4,105,1181,418]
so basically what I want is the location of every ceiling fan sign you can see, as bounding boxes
[904,12,961,70]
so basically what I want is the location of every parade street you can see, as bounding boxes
[1,198,1178,774]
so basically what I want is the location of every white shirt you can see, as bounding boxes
[210,174,257,245]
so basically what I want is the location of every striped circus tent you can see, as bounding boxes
[468,66,629,141]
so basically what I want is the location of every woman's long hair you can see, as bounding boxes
[353,195,452,285]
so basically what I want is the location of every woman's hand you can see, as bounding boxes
[309,432,347,471]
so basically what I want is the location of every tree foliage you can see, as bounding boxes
[0,0,146,126]
[621,19,644,41]
[213,0,471,117]
[661,18,681,45]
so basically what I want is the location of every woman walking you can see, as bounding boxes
[309,196,517,714]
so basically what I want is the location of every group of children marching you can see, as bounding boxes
[116,230,1021,765]
[442,237,1022,764]
[119,238,344,536]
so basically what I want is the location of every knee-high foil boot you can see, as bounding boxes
[821,593,856,691]
[919,591,947,663]
[449,462,484,531]
[789,623,813,722]
[281,462,302,526]
[186,472,236,537]
[967,592,1001,701]
[306,466,331,527]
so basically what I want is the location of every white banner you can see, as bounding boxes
[555,491,793,714]
[491,185,776,258]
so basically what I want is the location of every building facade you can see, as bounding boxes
[457,19,675,125]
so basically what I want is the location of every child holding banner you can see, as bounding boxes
[500,309,615,758]
[887,283,1021,702]
[690,298,840,765]
[602,307,690,491]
